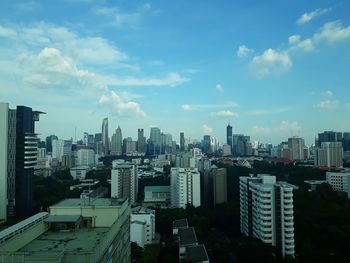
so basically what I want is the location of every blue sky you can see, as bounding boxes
[1,0,350,145]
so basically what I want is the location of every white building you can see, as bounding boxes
[170,168,201,208]
[326,171,350,198]
[288,137,305,161]
[130,206,155,247]
[111,161,138,204]
[70,166,91,180]
[76,148,95,166]
[315,142,343,168]
[240,175,296,257]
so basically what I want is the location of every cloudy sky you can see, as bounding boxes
[1,0,350,145]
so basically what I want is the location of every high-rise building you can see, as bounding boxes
[137,128,146,154]
[326,171,350,198]
[240,175,295,257]
[102,118,109,156]
[111,160,138,203]
[202,135,211,154]
[202,168,227,207]
[0,103,9,222]
[170,168,201,208]
[76,149,95,166]
[226,124,233,152]
[52,139,72,161]
[111,127,122,155]
[288,137,305,161]
[180,132,185,152]
[131,206,156,247]
[0,198,131,263]
[316,131,342,147]
[342,132,350,152]
[45,135,57,154]
[232,134,252,156]
[315,142,343,168]
[149,127,161,155]
[15,106,43,219]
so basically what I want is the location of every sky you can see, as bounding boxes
[1,0,350,145]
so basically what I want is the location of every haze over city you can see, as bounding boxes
[1,0,350,144]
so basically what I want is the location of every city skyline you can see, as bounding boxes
[1,1,350,144]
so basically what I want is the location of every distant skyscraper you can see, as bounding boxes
[316,131,342,147]
[202,168,227,207]
[102,118,109,156]
[288,137,305,161]
[45,135,58,154]
[149,127,161,155]
[342,132,350,152]
[137,128,146,154]
[315,142,343,168]
[0,103,9,222]
[226,124,233,152]
[116,126,123,155]
[180,132,185,152]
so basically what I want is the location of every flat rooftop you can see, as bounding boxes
[179,227,197,246]
[144,185,170,193]
[187,244,209,262]
[52,198,126,207]
[19,227,109,255]
[173,218,188,229]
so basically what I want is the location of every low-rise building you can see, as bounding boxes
[70,165,91,180]
[0,198,130,263]
[326,171,350,198]
[130,206,156,247]
[143,186,171,208]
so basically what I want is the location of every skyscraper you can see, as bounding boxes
[180,132,185,152]
[149,127,161,155]
[226,124,233,152]
[0,103,9,222]
[316,131,342,147]
[315,142,344,168]
[116,126,123,155]
[288,137,305,161]
[16,106,43,219]
[102,118,109,156]
[137,128,146,154]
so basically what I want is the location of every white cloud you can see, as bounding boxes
[296,38,315,52]
[237,45,253,58]
[288,35,301,45]
[203,124,213,134]
[215,84,223,93]
[250,48,292,77]
[315,100,339,109]
[99,91,146,118]
[180,102,238,111]
[314,21,350,43]
[252,126,271,134]
[247,107,290,116]
[16,1,40,12]
[280,121,301,134]
[0,25,18,39]
[297,8,330,25]
[210,111,238,118]
[321,90,333,97]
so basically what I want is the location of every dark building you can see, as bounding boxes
[226,124,233,151]
[201,168,227,207]
[45,134,57,153]
[94,133,102,142]
[180,132,185,152]
[316,131,342,147]
[343,132,350,152]
[202,135,211,154]
[16,106,43,219]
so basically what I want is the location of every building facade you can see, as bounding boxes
[130,206,156,247]
[326,171,350,198]
[240,175,295,257]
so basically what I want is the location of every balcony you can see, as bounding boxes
[285,221,294,227]
[285,232,294,238]
[284,210,293,215]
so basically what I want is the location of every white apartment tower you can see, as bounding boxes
[240,175,295,257]
[315,142,343,168]
[111,161,138,203]
[170,168,201,208]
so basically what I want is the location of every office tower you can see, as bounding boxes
[202,168,227,207]
[45,135,57,154]
[222,144,232,156]
[0,198,130,263]
[94,133,102,143]
[240,175,295,257]
[201,135,211,154]
[111,161,138,203]
[170,168,201,208]
[288,137,305,161]
[15,106,43,219]
[316,131,342,147]
[226,124,233,152]
[52,139,72,161]
[149,127,161,155]
[232,134,252,156]
[123,138,137,155]
[102,117,109,156]
[111,133,117,155]
[315,142,343,168]
[180,132,185,152]
[326,171,350,198]
[115,126,122,155]
[76,149,95,166]
[343,132,350,152]
[0,104,9,222]
[137,128,146,154]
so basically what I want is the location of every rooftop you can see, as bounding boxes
[52,198,126,208]
[179,227,198,246]
[144,185,170,193]
[173,218,188,229]
[186,244,209,262]
[131,206,155,214]
[19,227,109,255]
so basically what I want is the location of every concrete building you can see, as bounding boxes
[143,186,171,208]
[76,148,95,166]
[240,175,296,257]
[111,161,138,204]
[226,124,233,152]
[70,166,91,180]
[52,139,72,162]
[315,142,344,168]
[0,198,130,263]
[202,168,227,207]
[326,171,350,198]
[222,144,232,156]
[130,206,156,247]
[180,132,185,152]
[137,128,146,154]
[288,137,305,161]
[170,168,201,208]
[0,103,8,222]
